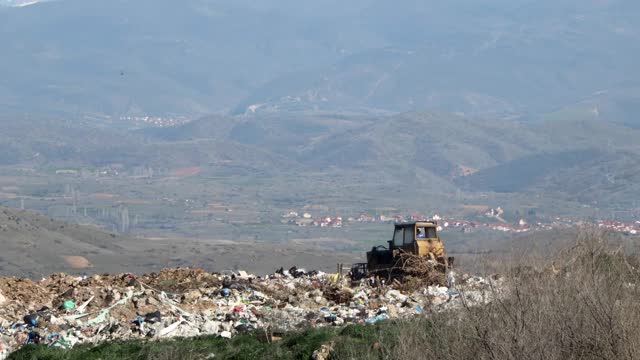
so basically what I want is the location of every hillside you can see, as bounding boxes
[235,0,640,118]
[0,0,359,116]
[0,206,135,277]
[177,112,640,213]
[456,118,640,206]
[1,109,638,239]
[0,0,639,118]
[0,207,360,278]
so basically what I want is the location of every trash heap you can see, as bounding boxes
[0,267,501,358]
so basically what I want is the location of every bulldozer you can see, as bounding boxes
[351,221,453,280]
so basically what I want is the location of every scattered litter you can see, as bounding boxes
[22,314,38,327]
[0,267,501,358]
[144,311,162,324]
[61,300,76,311]
[75,296,94,313]
[158,320,182,337]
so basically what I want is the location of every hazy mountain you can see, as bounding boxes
[1,0,639,119]
[0,0,357,116]
[133,110,640,209]
[236,0,640,118]
[3,106,639,212]
[1,0,639,227]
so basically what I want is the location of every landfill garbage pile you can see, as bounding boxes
[0,266,502,359]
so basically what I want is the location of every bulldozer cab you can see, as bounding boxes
[391,221,445,259]
[360,220,451,279]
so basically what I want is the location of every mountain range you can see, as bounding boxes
[2,109,638,216]
[1,0,639,119]
[0,0,639,234]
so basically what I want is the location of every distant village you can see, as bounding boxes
[118,115,191,127]
[281,207,640,236]
[281,211,344,228]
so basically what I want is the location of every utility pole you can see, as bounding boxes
[72,188,78,214]
[120,205,130,233]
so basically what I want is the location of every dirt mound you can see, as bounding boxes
[140,268,221,293]
[62,256,93,269]
[0,277,52,311]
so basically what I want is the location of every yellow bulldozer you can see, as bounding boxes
[351,221,453,280]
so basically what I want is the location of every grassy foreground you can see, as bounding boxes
[10,232,640,360]
[8,323,396,360]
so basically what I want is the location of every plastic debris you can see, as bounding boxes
[0,267,501,357]
[22,314,38,327]
[75,296,94,314]
[158,320,182,337]
[144,311,162,324]
[61,300,76,311]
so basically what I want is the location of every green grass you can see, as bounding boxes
[8,328,338,360]
[8,323,404,360]
[5,318,416,360]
